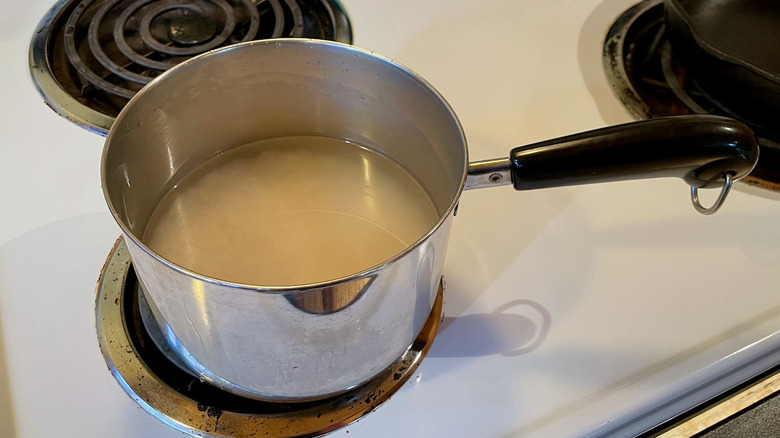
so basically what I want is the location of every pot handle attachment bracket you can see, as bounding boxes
[464,158,512,190]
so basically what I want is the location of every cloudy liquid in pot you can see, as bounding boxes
[142,136,440,286]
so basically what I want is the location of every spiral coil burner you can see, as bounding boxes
[29,0,352,134]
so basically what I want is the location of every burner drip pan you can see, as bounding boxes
[96,238,442,437]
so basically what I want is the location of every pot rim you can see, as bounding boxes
[101,38,468,294]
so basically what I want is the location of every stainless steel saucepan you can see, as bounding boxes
[101,39,758,401]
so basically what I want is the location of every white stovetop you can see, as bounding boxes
[3,1,780,437]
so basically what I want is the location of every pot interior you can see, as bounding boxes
[102,39,467,286]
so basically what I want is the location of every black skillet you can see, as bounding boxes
[664,0,780,133]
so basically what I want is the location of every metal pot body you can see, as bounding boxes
[102,40,467,401]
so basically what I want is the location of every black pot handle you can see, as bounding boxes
[466,115,759,214]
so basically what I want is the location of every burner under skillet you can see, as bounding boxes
[30,0,352,135]
[95,238,442,437]
[602,0,780,190]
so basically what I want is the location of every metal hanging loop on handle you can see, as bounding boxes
[690,173,734,215]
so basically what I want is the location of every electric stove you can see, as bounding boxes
[4,0,780,437]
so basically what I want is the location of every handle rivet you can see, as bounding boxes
[489,173,503,183]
